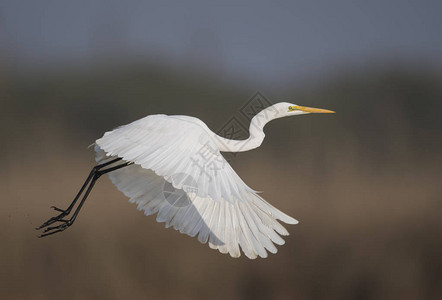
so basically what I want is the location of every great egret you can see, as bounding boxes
[37,103,334,259]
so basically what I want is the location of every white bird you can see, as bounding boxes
[37,102,334,259]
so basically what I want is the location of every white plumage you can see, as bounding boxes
[92,103,334,258]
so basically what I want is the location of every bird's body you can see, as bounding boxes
[37,102,334,259]
[94,114,296,259]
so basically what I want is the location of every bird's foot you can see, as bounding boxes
[50,206,66,213]
[35,206,70,230]
[38,220,73,238]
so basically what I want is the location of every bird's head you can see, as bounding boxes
[273,102,335,117]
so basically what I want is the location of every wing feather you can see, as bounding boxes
[197,200,216,245]
[234,202,258,259]
[227,203,241,257]
[208,202,220,250]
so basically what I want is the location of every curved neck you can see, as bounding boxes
[213,105,282,152]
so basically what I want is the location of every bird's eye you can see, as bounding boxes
[288,106,295,112]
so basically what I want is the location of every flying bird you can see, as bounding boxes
[37,103,334,259]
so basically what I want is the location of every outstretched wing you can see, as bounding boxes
[95,115,298,258]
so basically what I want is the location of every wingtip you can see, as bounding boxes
[280,216,299,225]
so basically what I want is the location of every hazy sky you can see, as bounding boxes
[2,0,441,85]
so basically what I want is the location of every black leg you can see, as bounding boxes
[36,158,132,237]
[36,157,123,230]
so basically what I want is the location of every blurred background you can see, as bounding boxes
[1,0,442,299]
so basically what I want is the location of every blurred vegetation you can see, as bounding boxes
[1,63,441,299]
[2,64,441,157]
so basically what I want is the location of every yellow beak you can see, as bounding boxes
[295,105,335,114]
